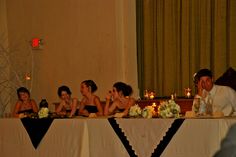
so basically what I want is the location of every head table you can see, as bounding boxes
[0,117,236,157]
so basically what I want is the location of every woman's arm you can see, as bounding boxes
[79,98,89,116]
[104,92,114,116]
[94,96,103,116]
[104,98,110,116]
[56,101,66,115]
[69,98,78,117]
[31,99,39,113]
[13,101,21,117]
[104,100,119,116]
[122,98,135,116]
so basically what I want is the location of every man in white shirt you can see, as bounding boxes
[192,69,236,116]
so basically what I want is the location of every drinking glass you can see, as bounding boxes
[193,98,200,114]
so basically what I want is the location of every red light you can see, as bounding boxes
[31,38,40,48]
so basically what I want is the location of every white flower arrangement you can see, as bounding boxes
[38,107,49,119]
[158,100,181,118]
[142,105,156,118]
[129,104,142,117]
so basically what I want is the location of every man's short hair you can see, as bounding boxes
[195,69,213,82]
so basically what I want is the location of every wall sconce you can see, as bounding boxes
[25,73,31,80]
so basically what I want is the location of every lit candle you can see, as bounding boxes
[149,92,155,99]
[184,88,192,98]
[152,102,157,116]
[187,92,191,98]
[150,95,154,99]
[152,102,156,108]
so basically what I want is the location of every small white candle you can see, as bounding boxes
[152,102,156,107]
[187,92,191,98]
[150,95,154,99]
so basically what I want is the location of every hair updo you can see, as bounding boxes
[113,82,133,97]
[82,80,98,93]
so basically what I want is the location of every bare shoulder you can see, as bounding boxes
[113,99,120,104]
[94,95,101,101]
[129,97,136,104]
[31,99,37,104]
[15,100,22,107]
[129,97,136,101]
[80,97,87,104]
[15,100,22,104]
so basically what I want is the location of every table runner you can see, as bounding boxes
[108,118,137,157]
[151,119,185,156]
[21,118,54,149]
[111,118,185,157]
[1,118,236,157]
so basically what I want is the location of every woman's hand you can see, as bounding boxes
[89,113,97,118]
[104,91,113,116]
[81,109,89,116]
[105,91,112,101]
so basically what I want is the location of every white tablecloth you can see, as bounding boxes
[0,118,236,157]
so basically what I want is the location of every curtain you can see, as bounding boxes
[0,0,11,116]
[137,0,236,97]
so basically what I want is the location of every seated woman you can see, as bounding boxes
[79,80,103,116]
[13,87,38,118]
[56,85,78,117]
[104,82,135,117]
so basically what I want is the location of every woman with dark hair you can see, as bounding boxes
[13,87,38,117]
[56,85,78,117]
[104,82,135,117]
[79,80,103,117]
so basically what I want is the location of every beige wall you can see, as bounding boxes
[5,0,138,110]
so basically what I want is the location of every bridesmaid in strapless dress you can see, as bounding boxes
[79,80,103,116]
[104,82,135,117]
[56,85,79,117]
[13,87,38,118]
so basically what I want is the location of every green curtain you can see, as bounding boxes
[137,0,236,98]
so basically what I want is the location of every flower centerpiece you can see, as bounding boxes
[129,104,142,117]
[158,100,181,118]
[38,107,49,118]
[142,105,156,118]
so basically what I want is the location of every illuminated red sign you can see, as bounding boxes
[31,38,42,49]
[32,38,40,48]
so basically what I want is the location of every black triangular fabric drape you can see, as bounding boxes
[21,118,54,149]
[151,118,185,157]
[108,118,137,157]
[109,118,185,157]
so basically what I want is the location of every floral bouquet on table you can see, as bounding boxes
[158,100,181,118]
[129,104,142,117]
[38,99,50,118]
[142,105,156,118]
[38,107,49,118]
